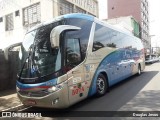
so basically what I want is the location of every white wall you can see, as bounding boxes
[0,0,55,49]
[107,16,132,26]
[0,0,98,49]
[98,0,107,19]
[41,0,54,22]
[106,16,134,34]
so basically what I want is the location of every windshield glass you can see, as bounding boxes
[19,21,63,79]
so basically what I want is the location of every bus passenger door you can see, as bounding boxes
[65,38,87,105]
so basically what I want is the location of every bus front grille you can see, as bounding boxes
[18,90,50,97]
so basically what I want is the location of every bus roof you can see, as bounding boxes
[63,13,94,21]
[26,13,141,42]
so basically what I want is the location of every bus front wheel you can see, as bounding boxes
[96,74,108,97]
[137,64,141,76]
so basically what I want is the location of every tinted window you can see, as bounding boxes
[66,38,81,67]
[93,24,120,51]
[35,21,65,53]
[66,18,92,60]
[93,23,143,52]
[93,24,113,51]
[19,20,66,79]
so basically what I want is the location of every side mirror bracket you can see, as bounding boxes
[50,25,81,48]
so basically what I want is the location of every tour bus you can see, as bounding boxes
[15,13,145,108]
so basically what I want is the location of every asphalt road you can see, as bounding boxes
[22,62,160,120]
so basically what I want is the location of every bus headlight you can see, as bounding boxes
[48,84,63,93]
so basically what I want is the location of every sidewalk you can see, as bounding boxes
[0,89,23,111]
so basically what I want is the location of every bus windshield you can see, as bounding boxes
[19,22,63,79]
[18,18,92,84]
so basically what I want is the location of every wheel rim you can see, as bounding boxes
[97,78,105,93]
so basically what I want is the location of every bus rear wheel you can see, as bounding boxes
[96,74,108,97]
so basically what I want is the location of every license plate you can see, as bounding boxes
[24,100,36,105]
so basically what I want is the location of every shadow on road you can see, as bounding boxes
[67,71,159,111]
[120,90,160,111]
[0,96,20,111]
[25,71,159,119]
[0,89,16,97]
[145,61,160,66]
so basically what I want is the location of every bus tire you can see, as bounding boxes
[95,73,108,97]
[137,64,141,76]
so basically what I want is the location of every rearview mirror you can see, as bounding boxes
[4,42,22,60]
[50,25,81,48]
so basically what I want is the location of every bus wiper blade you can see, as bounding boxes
[19,44,42,80]
[30,44,42,79]
[18,55,29,80]
[32,59,42,79]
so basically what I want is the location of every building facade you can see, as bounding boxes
[108,0,150,49]
[0,0,98,48]
[106,16,140,38]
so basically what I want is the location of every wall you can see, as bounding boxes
[0,51,19,91]
[108,0,141,23]
[0,0,45,49]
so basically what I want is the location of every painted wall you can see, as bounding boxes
[0,51,19,90]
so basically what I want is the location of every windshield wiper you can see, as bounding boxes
[30,44,42,79]
[19,44,42,80]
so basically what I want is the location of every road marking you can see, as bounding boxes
[1,104,32,112]
[18,106,32,111]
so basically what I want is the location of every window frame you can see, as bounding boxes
[23,2,41,26]
[0,17,3,22]
[15,10,20,17]
[5,13,14,31]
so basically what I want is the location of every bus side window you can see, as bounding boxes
[66,38,82,67]
[93,24,117,51]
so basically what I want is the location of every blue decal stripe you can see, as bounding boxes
[16,78,57,89]
[88,50,118,97]
[88,48,136,97]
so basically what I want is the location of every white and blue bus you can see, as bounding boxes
[16,13,145,108]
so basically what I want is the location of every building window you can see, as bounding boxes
[15,10,20,16]
[74,6,86,14]
[59,0,73,15]
[23,3,40,26]
[0,17,3,22]
[5,13,14,31]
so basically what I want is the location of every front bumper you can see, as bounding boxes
[17,84,70,109]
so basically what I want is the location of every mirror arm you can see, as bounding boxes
[50,25,81,48]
